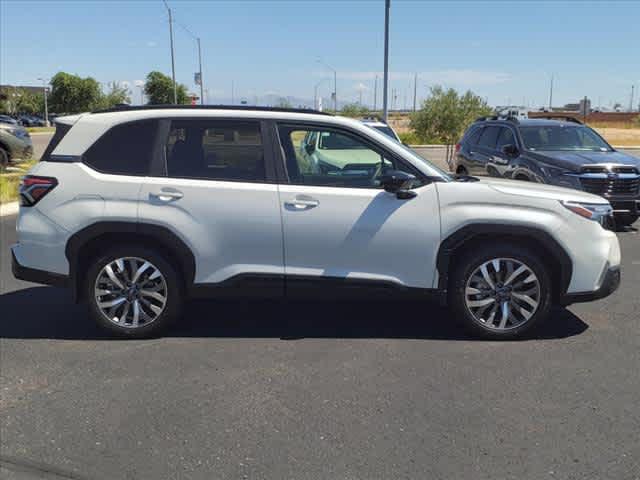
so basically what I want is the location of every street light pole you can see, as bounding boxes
[37,77,48,126]
[163,0,178,104]
[413,72,417,111]
[197,38,204,105]
[314,78,327,110]
[374,75,378,111]
[382,0,390,121]
[317,59,337,112]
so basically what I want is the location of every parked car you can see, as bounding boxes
[13,105,621,339]
[454,116,640,226]
[18,115,46,127]
[0,114,18,125]
[361,117,402,142]
[0,121,33,169]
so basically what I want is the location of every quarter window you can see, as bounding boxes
[466,127,483,145]
[83,120,158,175]
[277,125,421,188]
[165,120,265,181]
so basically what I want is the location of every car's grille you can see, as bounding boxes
[578,165,640,197]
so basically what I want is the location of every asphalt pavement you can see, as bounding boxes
[1,210,639,480]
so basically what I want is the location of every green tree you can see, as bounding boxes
[275,97,293,108]
[93,82,131,109]
[144,71,189,105]
[0,87,44,114]
[340,103,370,118]
[410,86,491,168]
[48,72,103,113]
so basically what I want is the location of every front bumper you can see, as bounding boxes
[559,266,620,306]
[11,247,69,288]
[609,198,640,216]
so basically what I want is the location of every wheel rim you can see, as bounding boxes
[464,257,541,331]
[94,257,168,329]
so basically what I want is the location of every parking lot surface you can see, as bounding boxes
[1,209,639,479]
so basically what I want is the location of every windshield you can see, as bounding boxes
[520,125,613,152]
[372,125,399,141]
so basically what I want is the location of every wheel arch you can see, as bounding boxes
[65,222,196,302]
[436,224,573,304]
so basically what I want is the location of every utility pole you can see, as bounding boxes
[163,0,178,104]
[548,74,554,111]
[373,75,378,111]
[197,38,204,105]
[37,78,48,126]
[630,85,635,112]
[231,80,234,105]
[314,78,327,110]
[317,59,337,112]
[413,73,417,111]
[382,0,390,121]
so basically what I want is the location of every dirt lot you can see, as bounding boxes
[596,127,640,146]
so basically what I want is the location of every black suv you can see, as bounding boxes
[454,116,640,226]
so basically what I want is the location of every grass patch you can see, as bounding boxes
[26,126,55,134]
[0,173,21,204]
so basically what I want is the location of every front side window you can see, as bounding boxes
[83,120,158,175]
[278,125,421,188]
[165,120,265,181]
[519,125,613,152]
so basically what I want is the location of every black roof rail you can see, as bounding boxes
[474,115,519,124]
[91,104,332,116]
[534,115,583,124]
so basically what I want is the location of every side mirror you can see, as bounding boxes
[379,170,417,199]
[501,144,519,157]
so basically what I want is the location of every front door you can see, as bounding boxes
[276,124,441,292]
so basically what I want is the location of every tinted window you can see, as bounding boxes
[166,120,265,181]
[277,125,421,188]
[519,126,612,151]
[496,127,516,150]
[466,127,483,145]
[83,120,157,175]
[478,126,500,148]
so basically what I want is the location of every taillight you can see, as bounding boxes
[19,175,58,206]
[455,143,461,153]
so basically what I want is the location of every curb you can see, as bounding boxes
[0,201,19,217]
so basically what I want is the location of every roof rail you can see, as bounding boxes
[474,115,519,124]
[534,115,583,124]
[91,104,332,116]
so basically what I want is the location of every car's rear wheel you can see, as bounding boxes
[85,246,182,338]
[449,243,552,339]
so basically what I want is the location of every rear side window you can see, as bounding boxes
[496,127,516,150]
[83,120,158,175]
[465,127,483,145]
[478,126,500,149]
[165,120,265,182]
[40,123,72,162]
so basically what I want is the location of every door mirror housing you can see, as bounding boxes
[501,144,519,157]
[379,170,417,199]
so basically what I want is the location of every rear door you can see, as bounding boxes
[491,126,518,176]
[138,118,284,292]
[473,125,501,175]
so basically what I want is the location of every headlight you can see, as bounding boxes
[561,200,613,228]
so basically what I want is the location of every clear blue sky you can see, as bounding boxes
[1,0,638,109]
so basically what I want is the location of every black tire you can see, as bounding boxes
[456,165,468,175]
[615,214,638,228]
[85,246,183,338]
[449,242,552,340]
[0,147,8,172]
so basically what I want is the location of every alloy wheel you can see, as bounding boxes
[94,257,168,328]
[464,257,541,331]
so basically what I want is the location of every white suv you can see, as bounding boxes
[12,106,622,339]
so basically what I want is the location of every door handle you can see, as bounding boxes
[284,198,320,209]
[150,190,183,201]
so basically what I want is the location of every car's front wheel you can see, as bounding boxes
[449,243,552,339]
[85,247,183,338]
[616,214,638,228]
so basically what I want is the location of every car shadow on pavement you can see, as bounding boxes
[0,286,588,341]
